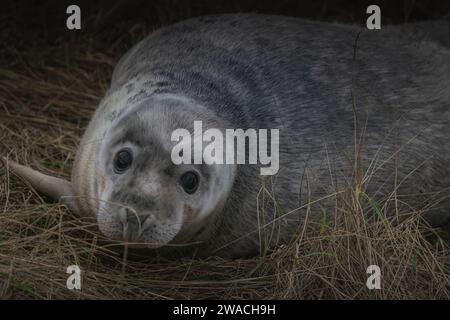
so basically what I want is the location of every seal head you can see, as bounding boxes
[93,96,235,248]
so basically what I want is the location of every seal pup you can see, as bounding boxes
[4,14,450,257]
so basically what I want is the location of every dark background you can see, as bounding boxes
[2,0,450,50]
[1,0,449,83]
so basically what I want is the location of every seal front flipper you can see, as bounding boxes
[1,157,80,214]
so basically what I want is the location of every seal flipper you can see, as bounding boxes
[1,157,79,214]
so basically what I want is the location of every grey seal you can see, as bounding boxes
[4,14,450,257]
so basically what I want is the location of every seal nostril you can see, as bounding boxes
[140,214,150,224]
[119,209,128,226]
[122,221,131,241]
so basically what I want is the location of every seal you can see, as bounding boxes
[4,14,450,257]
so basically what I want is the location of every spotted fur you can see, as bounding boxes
[41,14,450,257]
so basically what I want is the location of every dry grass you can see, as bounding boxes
[1,5,450,300]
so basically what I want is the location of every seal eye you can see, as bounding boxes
[180,171,199,194]
[114,149,133,173]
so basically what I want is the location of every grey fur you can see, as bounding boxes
[37,14,450,257]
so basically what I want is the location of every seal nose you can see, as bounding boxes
[121,208,153,241]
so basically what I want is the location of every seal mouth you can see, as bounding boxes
[121,214,162,246]
[121,213,152,242]
[96,203,182,248]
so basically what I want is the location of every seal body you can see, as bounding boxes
[69,14,450,257]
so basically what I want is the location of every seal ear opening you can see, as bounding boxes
[2,157,79,215]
